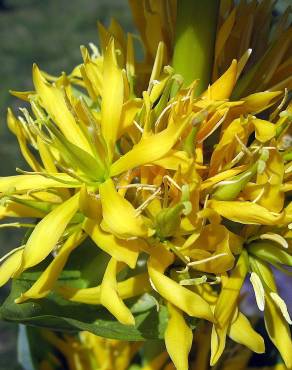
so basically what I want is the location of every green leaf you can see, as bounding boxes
[1,280,168,340]
[0,241,168,341]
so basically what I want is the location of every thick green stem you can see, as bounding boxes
[172,0,219,95]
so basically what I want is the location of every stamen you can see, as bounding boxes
[270,292,292,325]
[147,79,160,94]
[250,272,265,311]
[135,187,161,216]
[179,275,208,286]
[88,42,100,59]
[163,175,182,191]
[16,168,81,186]
[149,277,158,293]
[251,187,265,204]
[117,183,157,191]
[235,134,252,156]
[0,246,24,264]
[54,162,88,184]
[259,233,288,249]
[270,88,288,121]
[0,222,35,229]
[187,253,228,267]
[133,120,144,133]
[197,109,228,144]
[285,163,292,174]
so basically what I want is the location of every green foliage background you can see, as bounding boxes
[0,1,132,368]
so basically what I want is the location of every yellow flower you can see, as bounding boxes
[0,2,291,369]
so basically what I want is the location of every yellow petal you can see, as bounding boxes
[79,185,102,220]
[37,136,57,173]
[101,39,124,161]
[0,201,45,219]
[187,224,235,274]
[7,109,41,171]
[240,91,282,114]
[110,113,191,177]
[99,178,149,238]
[228,312,265,353]
[57,273,151,304]
[265,293,292,368]
[254,259,292,368]
[152,150,192,172]
[0,174,80,194]
[0,248,23,287]
[83,218,140,268]
[100,258,135,325]
[20,193,79,271]
[15,231,84,303]
[202,60,237,100]
[165,303,193,370]
[33,64,92,154]
[214,250,248,327]
[148,246,214,322]
[208,200,284,225]
[210,324,228,366]
[118,99,143,137]
[252,118,276,142]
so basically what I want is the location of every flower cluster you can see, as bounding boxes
[0,1,291,370]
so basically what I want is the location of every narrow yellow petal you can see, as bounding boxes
[83,218,140,268]
[0,201,45,219]
[79,185,102,220]
[148,246,214,321]
[0,248,23,287]
[15,231,84,303]
[165,303,193,370]
[101,39,124,161]
[20,193,79,271]
[0,174,80,194]
[118,99,143,137]
[99,178,149,238]
[265,293,292,368]
[33,64,92,154]
[253,258,292,368]
[152,150,192,173]
[37,136,57,173]
[202,60,237,100]
[228,312,265,353]
[214,250,248,327]
[100,258,135,325]
[57,273,151,304]
[240,91,282,114]
[110,113,191,177]
[210,324,228,366]
[208,200,284,225]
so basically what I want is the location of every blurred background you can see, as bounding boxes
[0,1,132,368]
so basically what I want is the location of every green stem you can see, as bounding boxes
[172,0,219,95]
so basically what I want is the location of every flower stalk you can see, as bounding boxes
[172,0,219,94]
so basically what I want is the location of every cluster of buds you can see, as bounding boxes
[0,1,291,369]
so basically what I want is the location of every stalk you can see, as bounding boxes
[172,0,219,95]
